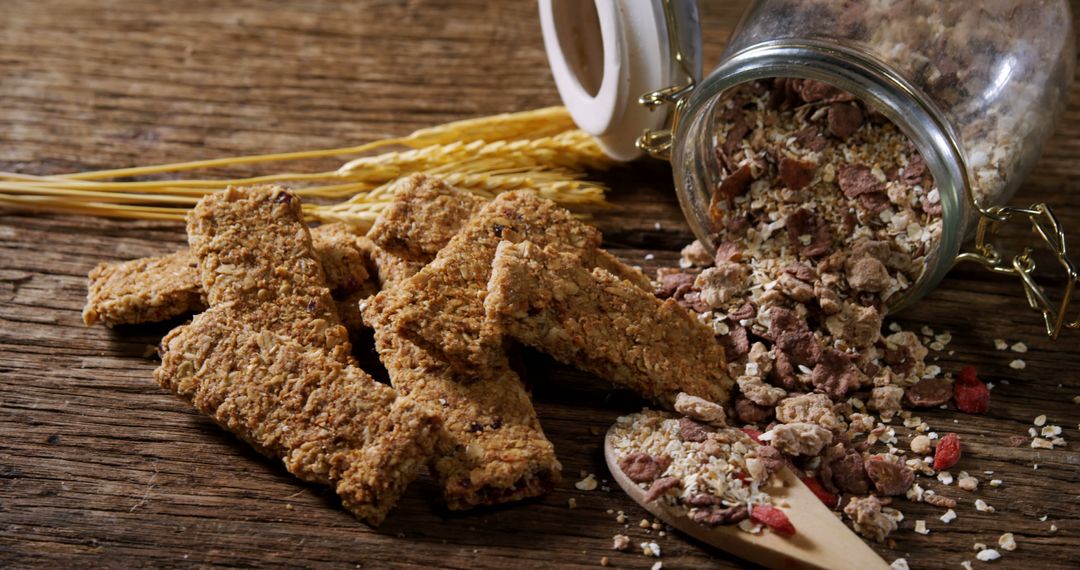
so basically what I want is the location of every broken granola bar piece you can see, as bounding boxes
[83,223,373,327]
[370,326,561,510]
[158,311,439,525]
[364,191,636,376]
[366,174,485,263]
[485,240,733,406]
[156,186,440,525]
[83,250,202,327]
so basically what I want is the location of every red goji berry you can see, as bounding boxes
[954,365,990,414]
[750,504,796,537]
[800,476,839,508]
[741,427,763,444]
[933,432,961,471]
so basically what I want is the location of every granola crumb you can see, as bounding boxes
[890,558,910,570]
[568,498,577,509]
[937,471,954,485]
[600,556,610,567]
[1009,359,1026,370]
[651,563,663,570]
[958,476,978,491]
[1034,414,1047,426]
[989,479,1003,487]
[914,520,929,535]
[974,499,995,513]
[640,542,661,557]
[639,518,651,529]
[1009,342,1028,353]
[576,474,599,491]
[976,548,1001,562]
[910,435,932,455]
[612,534,630,551]
[961,562,973,570]
[998,532,1016,551]
[1050,523,1058,532]
[940,509,957,523]
[993,339,1008,350]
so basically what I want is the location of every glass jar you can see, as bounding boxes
[542,0,1078,338]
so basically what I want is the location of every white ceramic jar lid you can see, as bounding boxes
[539,0,702,161]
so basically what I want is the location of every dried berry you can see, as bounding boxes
[751,504,796,537]
[800,476,839,508]
[954,365,990,414]
[740,427,764,444]
[933,433,961,471]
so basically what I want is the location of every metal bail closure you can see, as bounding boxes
[957,202,1079,339]
[539,0,702,162]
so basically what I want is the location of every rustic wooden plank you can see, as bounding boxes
[1,1,1079,569]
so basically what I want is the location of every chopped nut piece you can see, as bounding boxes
[910,435,932,455]
[998,532,1017,551]
[760,422,834,456]
[575,474,598,491]
[940,509,957,523]
[1034,414,1047,426]
[958,476,978,491]
[914,520,929,535]
[612,534,630,551]
[1009,359,1026,370]
[1010,342,1028,353]
[976,549,1001,562]
[975,499,995,513]
[844,496,897,543]
[674,392,727,424]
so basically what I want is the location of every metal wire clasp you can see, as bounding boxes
[957,202,1079,339]
[635,0,696,160]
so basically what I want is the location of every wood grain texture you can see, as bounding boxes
[1,1,1078,568]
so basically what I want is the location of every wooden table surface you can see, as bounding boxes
[2,1,1078,568]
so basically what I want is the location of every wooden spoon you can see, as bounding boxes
[605,424,890,570]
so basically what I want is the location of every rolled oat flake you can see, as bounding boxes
[542,0,1078,339]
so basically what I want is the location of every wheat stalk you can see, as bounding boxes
[0,107,576,182]
[0,108,613,228]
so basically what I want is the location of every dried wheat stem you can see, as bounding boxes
[20,107,574,181]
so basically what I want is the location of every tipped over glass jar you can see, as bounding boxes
[541,0,1078,338]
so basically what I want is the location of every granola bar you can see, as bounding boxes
[485,240,733,406]
[158,310,439,525]
[364,190,646,376]
[371,326,560,509]
[366,174,484,263]
[83,250,202,327]
[185,187,352,358]
[83,223,372,327]
[155,185,439,525]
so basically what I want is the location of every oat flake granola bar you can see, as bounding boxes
[485,240,733,407]
[155,186,440,525]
